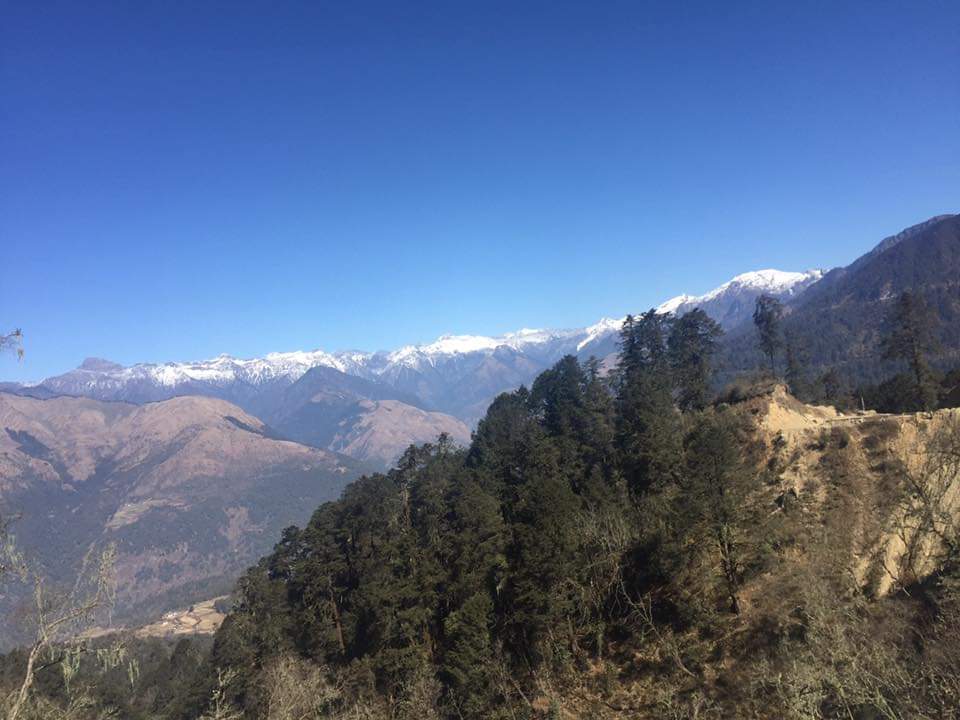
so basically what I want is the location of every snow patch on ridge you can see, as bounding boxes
[657,269,823,315]
[385,328,583,370]
[577,318,624,352]
[56,349,351,390]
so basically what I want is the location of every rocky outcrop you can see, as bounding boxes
[749,386,960,597]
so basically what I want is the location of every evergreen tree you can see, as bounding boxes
[446,478,507,608]
[674,411,754,615]
[467,389,534,498]
[616,311,683,496]
[441,592,498,717]
[619,311,671,378]
[529,355,619,494]
[282,510,352,659]
[579,356,620,492]
[667,308,724,411]
[528,355,588,439]
[503,454,581,664]
[405,436,463,649]
[753,295,784,376]
[881,291,940,410]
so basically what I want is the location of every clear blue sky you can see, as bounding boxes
[2,1,958,381]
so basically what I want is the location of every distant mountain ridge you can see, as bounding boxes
[13,215,960,438]
[263,365,471,466]
[14,214,958,453]
[19,265,823,429]
[31,267,823,398]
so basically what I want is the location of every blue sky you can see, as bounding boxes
[2,1,958,382]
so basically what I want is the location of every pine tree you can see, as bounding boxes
[619,311,671,378]
[616,310,683,496]
[667,308,724,411]
[406,437,462,646]
[674,411,754,615]
[819,367,845,406]
[468,389,534,498]
[529,355,588,439]
[501,429,581,665]
[881,291,940,411]
[440,592,498,718]
[753,295,784,376]
[281,512,351,659]
[446,478,507,607]
[580,356,619,487]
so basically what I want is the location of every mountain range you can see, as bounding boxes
[7,214,960,467]
[9,267,827,465]
[1,212,957,645]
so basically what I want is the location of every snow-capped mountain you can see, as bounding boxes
[54,350,350,390]
[20,265,824,428]
[656,269,824,328]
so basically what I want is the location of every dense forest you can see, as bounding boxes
[2,300,960,719]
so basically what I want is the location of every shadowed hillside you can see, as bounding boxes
[721,214,960,386]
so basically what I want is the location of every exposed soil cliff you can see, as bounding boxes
[748,385,960,597]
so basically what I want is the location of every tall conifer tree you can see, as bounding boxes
[881,291,940,410]
[616,311,682,496]
[667,308,723,411]
[753,295,784,376]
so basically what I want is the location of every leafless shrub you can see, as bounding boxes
[893,415,960,586]
[0,329,24,360]
[0,514,27,585]
[199,667,243,720]
[3,543,119,720]
[259,653,341,720]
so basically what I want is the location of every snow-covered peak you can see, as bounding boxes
[387,335,498,366]
[501,328,558,346]
[421,334,503,355]
[57,349,349,389]
[655,294,695,315]
[385,328,581,369]
[657,268,823,316]
[705,269,824,299]
[577,317,624,352]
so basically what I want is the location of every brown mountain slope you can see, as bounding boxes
[264,366,471,467]
[324,398,471,465]
[0,392,359,645]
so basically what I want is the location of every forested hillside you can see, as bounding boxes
[720,214,960,388]
[6,311,958,719]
